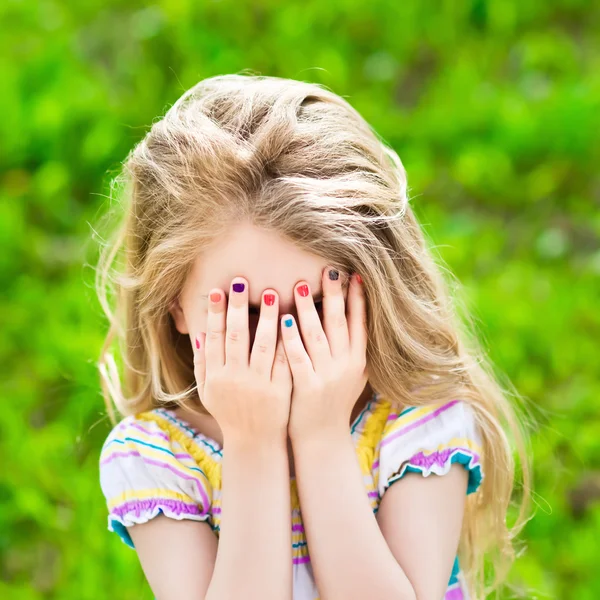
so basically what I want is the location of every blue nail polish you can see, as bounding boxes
[284,317,293,328]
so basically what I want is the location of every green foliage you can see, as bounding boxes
[1,0,598,598]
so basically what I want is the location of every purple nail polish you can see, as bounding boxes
[232,282,245,293]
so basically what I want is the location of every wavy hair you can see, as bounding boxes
[94,72,533,598]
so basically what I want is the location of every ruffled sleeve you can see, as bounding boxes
[376,399,484,498]
[99,414,213,548]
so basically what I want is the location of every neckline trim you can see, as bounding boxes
[150,389,384,449]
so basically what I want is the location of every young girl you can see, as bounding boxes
[97,74,532,600]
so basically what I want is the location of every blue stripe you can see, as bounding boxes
[351,400,373,434]
[387,451,483,495]
[105,437,208,479]
[153,410,223,455]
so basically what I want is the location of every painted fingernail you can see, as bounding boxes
[264,293,275,306]
[195,336,201,350]
[328,269,339,281]
[284,317,293,328]
[297,284,309,297]
[356,273,363,284]
[210,292,221,302]
[232,282,245,293]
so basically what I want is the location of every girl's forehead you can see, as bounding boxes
[189,222,349,307]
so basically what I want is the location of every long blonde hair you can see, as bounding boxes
[95,72,533,598]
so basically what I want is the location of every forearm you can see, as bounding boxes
[291,429,415,600]
[205,434,292,600]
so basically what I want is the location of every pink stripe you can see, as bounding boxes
[387,414,398,421]
[122,421,170,441]
[111,498,204,519]
[380,400,459,448]
[368,491,378,498]
[293,556,311,565]
[143,457,211,510]
[103,447,210,510]
[445,585,464,600]
[372,459,380,469]
[408,448,480,471]
[292,524,304,532]
[212,507,221,514]
[101,451,140,466]
[102,449,193,464]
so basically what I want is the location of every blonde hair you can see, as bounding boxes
[95,72,533,598]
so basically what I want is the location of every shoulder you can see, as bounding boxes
[99,412,215,549]
[376,399,484,497]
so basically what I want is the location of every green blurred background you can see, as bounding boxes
[1,0,598,598]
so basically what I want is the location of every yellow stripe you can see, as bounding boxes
[355,398,392,474]
[382,400,463,438]
[103,433,214,485]
[108,488,197,510]
[137,412,222,490]
[413,437,483,458]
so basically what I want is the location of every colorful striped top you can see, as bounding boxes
[99,391,484,599]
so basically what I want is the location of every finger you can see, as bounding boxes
[249,288,279,377]
[347,273,368,363]
[192,332,207,400]
[280,313,315,378]
[225,277,250,369]
[322,266,350,358]
[205,288,226,371]
[271,331,292,389]
[293,281,331,367]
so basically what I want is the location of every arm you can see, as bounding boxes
[292,428,468,600]
[128,435,292,600]
[205,433,292,599]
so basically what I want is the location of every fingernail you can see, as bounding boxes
[195,335,201,350]
[284,317,294,328]
[232,282,245,293]
[328,269,339,281]
[297,284,309,297]
[264,293,275,306]
[356,273,363,284]
[210,292,221,302]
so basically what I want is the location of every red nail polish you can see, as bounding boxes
[356,274,363,284]
[264,293,275,306]
[195,336,201,350]
[297,284,309,297]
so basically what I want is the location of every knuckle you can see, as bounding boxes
[308,328,327,344]
[289,351,305,365]
[274,351,288,365]
[227,329,242,343]
[254,339,271,354]
[207,328,222,341]
[333,314,347,329]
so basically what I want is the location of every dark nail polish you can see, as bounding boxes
[328,269,339,281]
[232,282,245,293]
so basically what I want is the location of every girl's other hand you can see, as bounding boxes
[193,277,292,444]
[282,269,369,441]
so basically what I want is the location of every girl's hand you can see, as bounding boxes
[281,269,369,441]
[193,277,293,443]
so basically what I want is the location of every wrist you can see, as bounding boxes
[289,424,351,450]
[223,429,289,454]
